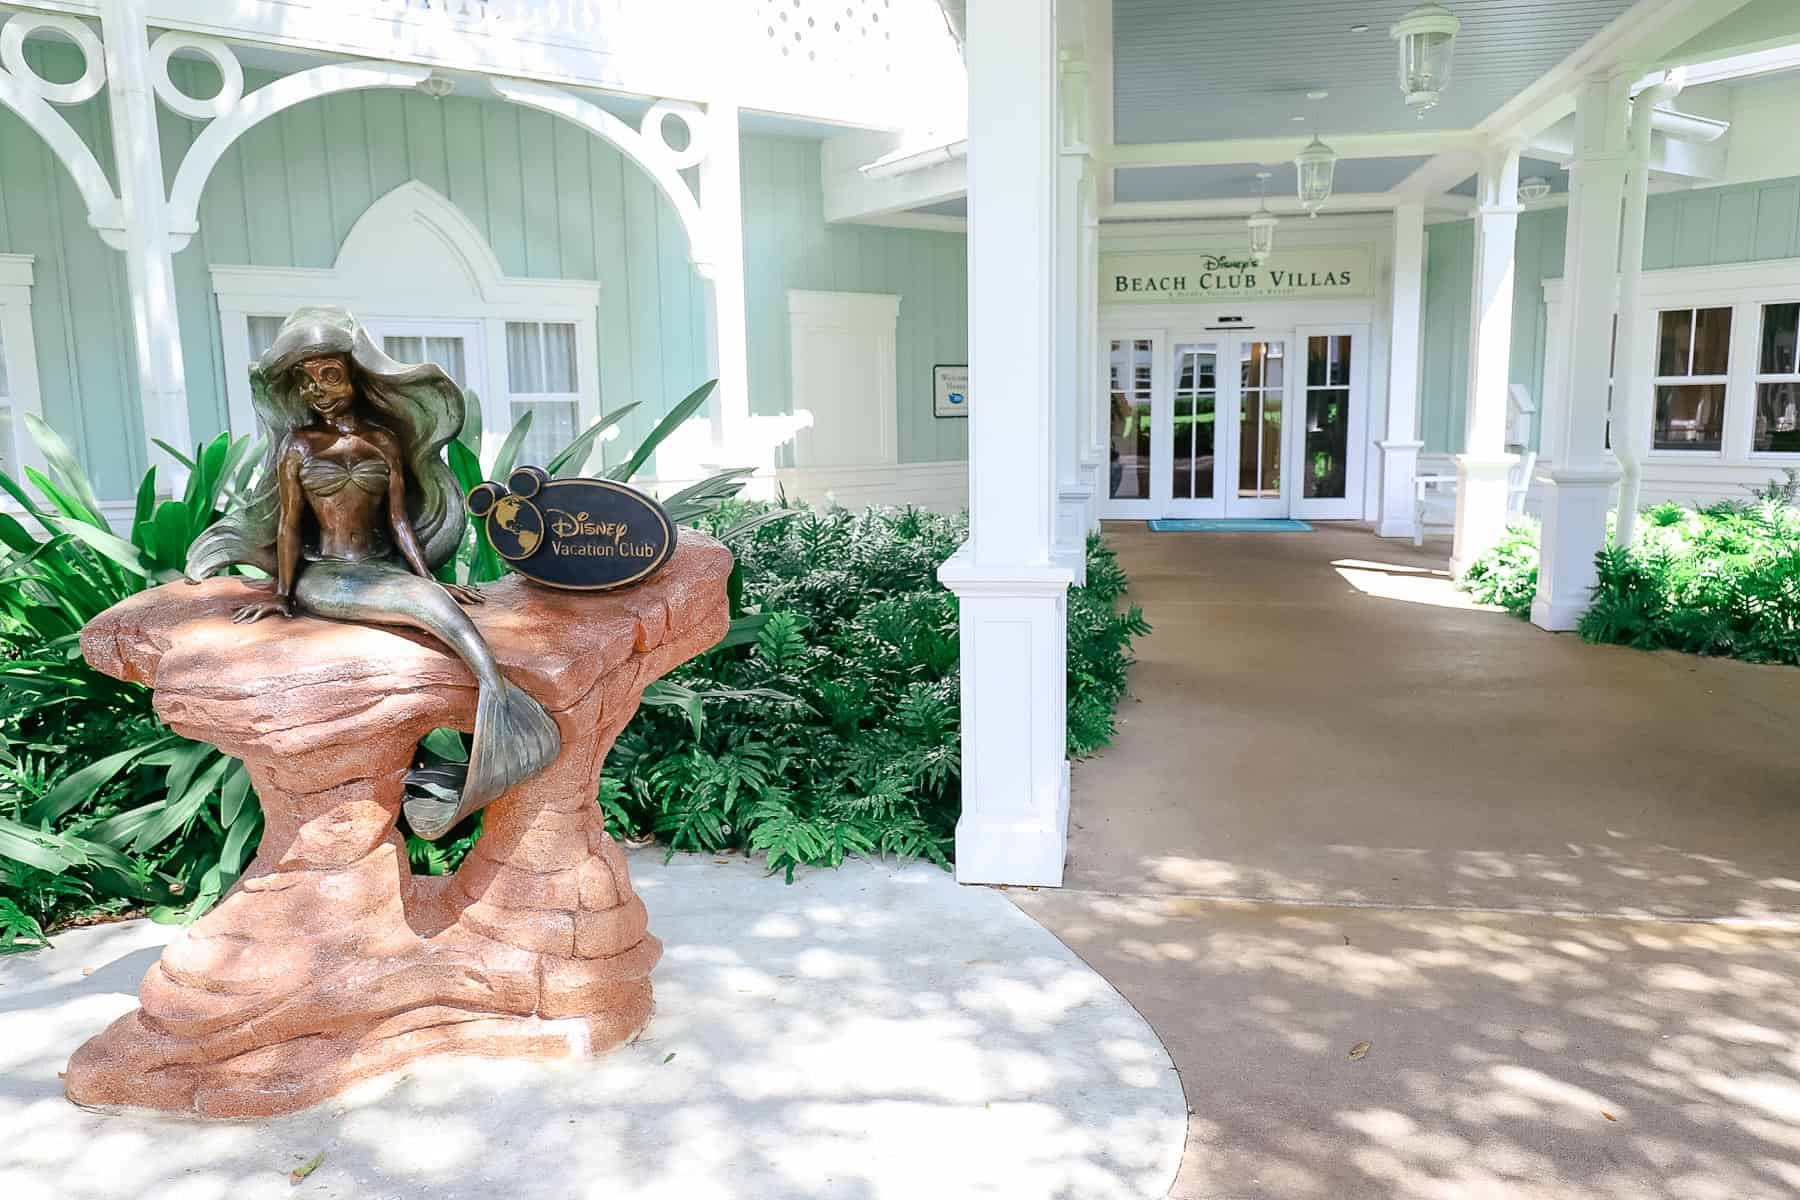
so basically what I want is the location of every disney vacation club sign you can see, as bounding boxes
[1101,245,1372,304]
[468,466,676,591]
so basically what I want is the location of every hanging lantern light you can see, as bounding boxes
[1390,3,1461,115]
[1246,171,1278,264]
[1516,176,1552,204]
[1294,134,1337,218]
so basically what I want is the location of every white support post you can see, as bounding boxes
[1051,52,1090,581]
[100,0,190,483]
[700,98,750,461]
[1077,165,1105,532]
[1613,71,1684,548]
[938,0,1073,888]
[1377,201,1426,540]
[1450,145,1521,576]
[1532,75,1631,632]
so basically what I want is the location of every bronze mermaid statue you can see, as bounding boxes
[185,306,560,838]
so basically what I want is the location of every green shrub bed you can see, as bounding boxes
[1458,498,1800,664]
[0,410,1148,945]
[603,507,1148,881]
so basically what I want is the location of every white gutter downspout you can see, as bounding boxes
[858,139,968,180]
[1613,68,1686,549]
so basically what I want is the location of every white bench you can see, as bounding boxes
[1414,385,1538,546]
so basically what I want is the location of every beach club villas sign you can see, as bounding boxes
[1101,245,1372,304]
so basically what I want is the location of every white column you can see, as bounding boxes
[700,98,751,460]
[1449,145,1522,576]
[1051,54,1090,581]
[100,0,189,482]
[1051,53,1087,579]
[1532,75,1631,631]
[937,0,1073,888]
[1377,201,1426,539]
[1077,165,1105,532]
[1613,71,1683,547]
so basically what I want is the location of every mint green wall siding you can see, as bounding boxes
[1642,176,1800,268]
[0,43,143,501]
[1418,219,1471,455]
[1420,177,1800,455]
[740,137,969,465]
[0,51,969,499]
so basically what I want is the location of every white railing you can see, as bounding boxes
[146,0,960,129]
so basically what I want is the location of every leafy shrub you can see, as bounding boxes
[1580,500,1800,663]
[1458,518,1540,617]
[1456,492,1800,665]
[1068,534,1151,752]
[0,418,265,944]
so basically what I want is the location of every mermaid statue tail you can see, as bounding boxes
[403,676,560,838]
[293,559,560,838]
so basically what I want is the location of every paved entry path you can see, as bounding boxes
[1012,522,1800,1200]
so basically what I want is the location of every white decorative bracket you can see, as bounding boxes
[0,13,124,244]
[160,43,431,252]
[486,77,715,275]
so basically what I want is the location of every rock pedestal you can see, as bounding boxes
[64,534,731,1118]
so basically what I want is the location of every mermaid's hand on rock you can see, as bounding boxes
[232,598,293,623]
[443,583,484,606]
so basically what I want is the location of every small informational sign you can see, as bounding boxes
[467,466,676,591]
[933,364,969,419]
[1100,244,1373,304]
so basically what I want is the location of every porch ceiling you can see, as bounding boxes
[1114,156,1433,202]
[1112,0,1639,145]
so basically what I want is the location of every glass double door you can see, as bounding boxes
[1105,325,1366,521]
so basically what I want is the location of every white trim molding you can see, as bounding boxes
[0,253,46,483]
[210,181,601,455]
[785,289,901,470]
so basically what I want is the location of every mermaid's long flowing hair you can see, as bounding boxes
[185,306,466,580]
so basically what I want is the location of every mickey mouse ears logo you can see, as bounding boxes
[466,466,676,592]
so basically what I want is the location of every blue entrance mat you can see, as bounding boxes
[1146,518,1313,532]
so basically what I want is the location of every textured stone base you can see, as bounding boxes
[64,536,731,1118]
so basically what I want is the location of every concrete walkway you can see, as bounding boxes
[1014,522,1800,1200]
[1,854,1184,1200]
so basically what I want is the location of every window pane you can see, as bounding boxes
[1656,310,1691,377]
[1760,303,1799,376]
[541,323,577,393]
[1304,388,1350,499]
[1170,344,1216,501]
[511,399,578,467]
[384,335,423,365]
[383,335,468,388]
[1654,383,1726,450]
[424,337,467,387]
[1755,381,1800,453]
[1692,307,1732,375]
[1239,341,1283,499]
[1108,339,1153,501]
[1306,334,1350,388]
[247,315,285,361]
[0,404,13,471]
[506,322,544,393]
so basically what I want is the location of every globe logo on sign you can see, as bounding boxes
[488,494,545,560]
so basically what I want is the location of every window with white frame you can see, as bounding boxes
[504,321,580,467]
[1754,301,1800,455]
[1652,306,1731,452]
